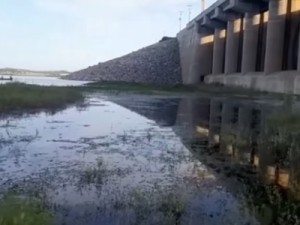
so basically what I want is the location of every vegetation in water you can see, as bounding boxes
[0,83,83,114]
[0,196,53,225]
[189,111,300,225]
[243,113,300,225]
[262,113,300,173]
[84,81,197,94]
[79,158,108,186]
[125,189,186,225]
[83,81,278,97]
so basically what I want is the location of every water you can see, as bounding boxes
[0,75,89,86]
[0,92,299,225]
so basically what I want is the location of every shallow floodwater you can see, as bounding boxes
[0,92,299,225]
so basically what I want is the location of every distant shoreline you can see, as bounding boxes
[0,74,67,78]
[0,68,70,77]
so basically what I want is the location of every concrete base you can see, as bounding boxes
[204,71,300,94]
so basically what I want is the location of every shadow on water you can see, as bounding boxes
[0,92,300,225]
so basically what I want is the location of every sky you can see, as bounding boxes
[0,0,213,72]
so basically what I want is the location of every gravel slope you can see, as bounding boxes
[66,38,182,85]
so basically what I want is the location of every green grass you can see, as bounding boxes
[0,196,53,225]
[0,83,83,114]
[84,81,196,94]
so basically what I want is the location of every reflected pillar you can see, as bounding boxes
[212,29,226,74]
[242,13,261,74]
[239,106,259,165]
[221,102,235,156]
[264,0,288,74]
[209,100,222,147]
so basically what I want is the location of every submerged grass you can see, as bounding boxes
[127,189,186,225]
[0,196,53,225]
[79,158,108,186]
[0,83,83,114]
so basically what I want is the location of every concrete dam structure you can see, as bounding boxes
[177,0,300,94]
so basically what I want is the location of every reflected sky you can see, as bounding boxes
[0,92,285,225]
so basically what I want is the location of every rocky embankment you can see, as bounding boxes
[67,38,182,85]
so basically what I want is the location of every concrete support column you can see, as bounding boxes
[294,0,300,71]
[242,13,261,74]
[212,29,226,74]
[189,32,214,83]
[264,0,288,74]
[298,30,300,71]
[225,18,242,74]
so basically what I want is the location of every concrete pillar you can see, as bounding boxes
[298,30,300,71]
[225,18,242,74]
[212,29,226,74]
[294,0,300,71]
[264,0,288,74]
[198,34,214,77]
[241,13,261,74]
[257,11,269,72]
[189,32,214,83]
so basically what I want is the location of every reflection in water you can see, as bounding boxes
[0,93,299,224]
[114,95,300,224]
[171,97,300,225]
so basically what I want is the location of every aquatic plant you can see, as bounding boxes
[244,178,300,225]
[158,192,185,225]
[79,158,108,186]
[128,189,186,225]
[0,196,53,225]
[242,113,300,224]
[262,113,300,170]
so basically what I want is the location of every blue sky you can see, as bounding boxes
[0,0,213,71]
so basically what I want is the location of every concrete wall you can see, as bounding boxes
[177,0,300,94]
[205,71,300,94]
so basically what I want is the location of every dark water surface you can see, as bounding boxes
[0,92,298,225]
